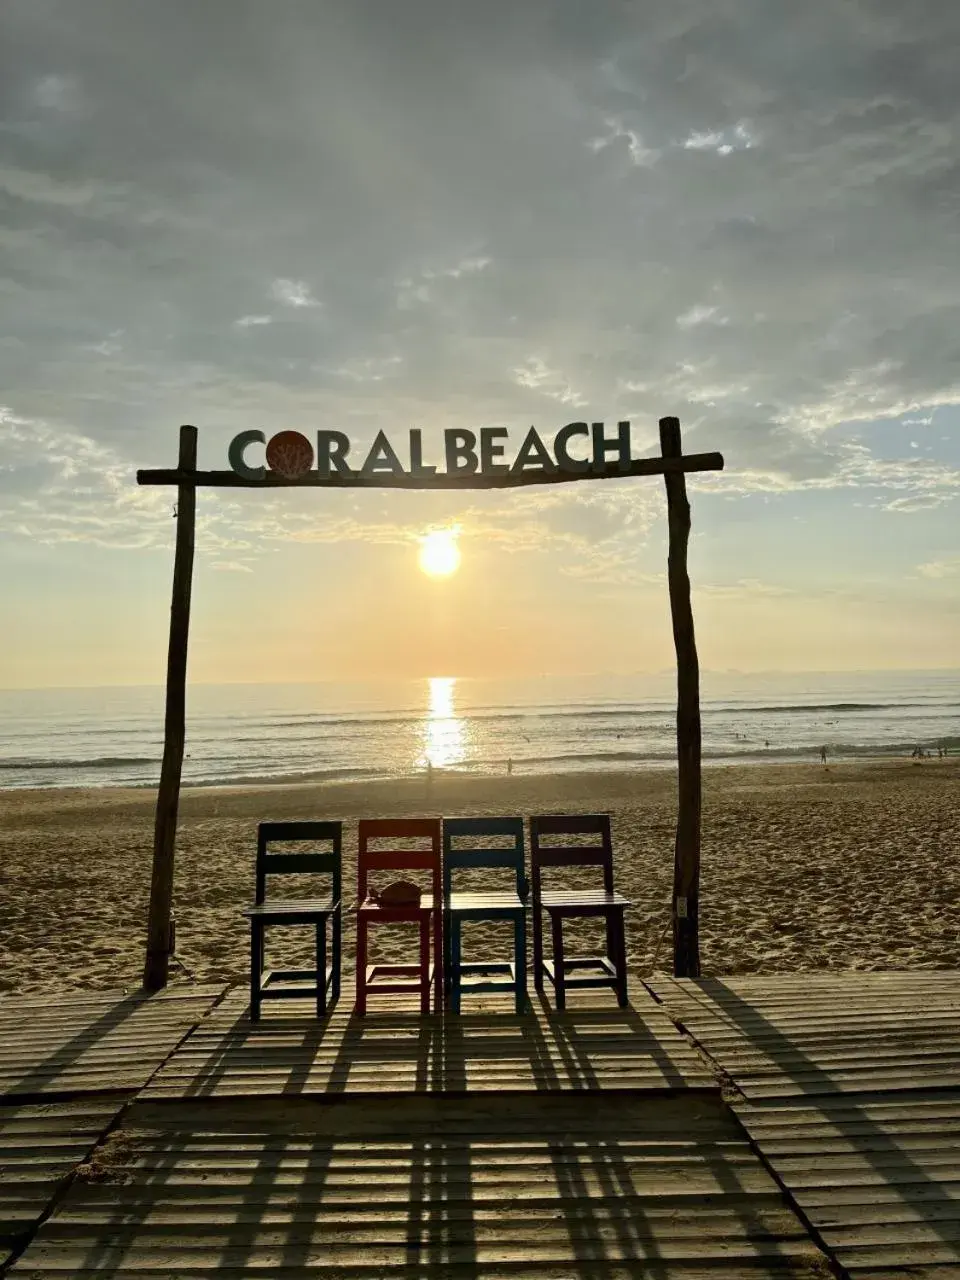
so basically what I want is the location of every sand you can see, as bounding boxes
[1,759,958,995]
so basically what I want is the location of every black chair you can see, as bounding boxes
[243,821,342,1020]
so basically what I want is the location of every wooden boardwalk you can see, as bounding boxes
[6,972,960,1276]
[142,988,713,1100]
[0,986,224,1100]
[652,971,960,1278]
[0,986,223,1269]
[0,1098,123,1263]
[735,1091,960,1279]
[648,972,960,1099]
[9,1094,826,1278]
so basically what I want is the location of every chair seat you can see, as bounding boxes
[358,892,436,914]
[244,896,339,919]
[540,889,631,909]
[447,890,525,913]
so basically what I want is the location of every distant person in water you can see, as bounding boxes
[507,758,513,775]
[819,746,827,765]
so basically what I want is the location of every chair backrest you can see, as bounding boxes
[357,817,442,902]
[255,821,342,906]
[442,816,526,900]
[528,814,614,904]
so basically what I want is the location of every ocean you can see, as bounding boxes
[0,670,957,792]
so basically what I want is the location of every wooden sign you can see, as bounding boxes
[228,423,635,481]
[137,424,722,490]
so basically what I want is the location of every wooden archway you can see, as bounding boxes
[137,417,723,988]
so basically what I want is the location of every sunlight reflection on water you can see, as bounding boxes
[419,676,467,769]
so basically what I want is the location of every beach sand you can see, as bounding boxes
[1,759,958,995]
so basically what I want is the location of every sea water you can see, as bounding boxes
[0,670,957,790]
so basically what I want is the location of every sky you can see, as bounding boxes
[1,0,958,688]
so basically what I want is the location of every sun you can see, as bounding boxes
[418,528,461,578]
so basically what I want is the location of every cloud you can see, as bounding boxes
[676,305,729,329]
[210,559,254,572]
[918,556,960,578]
[683,121,755,155]
[1,0,959,572]
[587,117,659,166]
[513,357,586,407]
[270,278,319,308]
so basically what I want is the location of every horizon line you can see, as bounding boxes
[2,666,959,694]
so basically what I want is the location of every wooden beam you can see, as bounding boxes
[136,450,724,489]
[142,425,197,992]
[660,416,702,979]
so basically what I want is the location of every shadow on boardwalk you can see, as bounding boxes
[25,1091,821,1276]
[657,976,960,1274]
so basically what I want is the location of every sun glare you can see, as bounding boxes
[418,529,461,578]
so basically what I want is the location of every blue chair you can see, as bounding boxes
[243,821,342,1021]
[442,816,527,1015]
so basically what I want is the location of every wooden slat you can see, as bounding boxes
[142,989,715,1100]
[647,972,960,1100]
[10,1094,826,1277]
[0,988,224,1100]
[738,1092,960,1277]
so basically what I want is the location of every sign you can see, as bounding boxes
[228,424,634,482]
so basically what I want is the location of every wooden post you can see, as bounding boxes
[143,425,197,991]
[659,416,702,978]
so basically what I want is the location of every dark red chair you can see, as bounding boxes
[355,818,443,1015]
[529,814,630,1009]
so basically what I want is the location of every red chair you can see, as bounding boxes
[530,814,631,1009]
[355,818,443,1015]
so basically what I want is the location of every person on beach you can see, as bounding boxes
[507,758,513,775]
[819,745,827,765]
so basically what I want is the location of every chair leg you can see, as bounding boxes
[249,922,263,1022]
[443,906,451,1004]
[355,916,367,1017]
[433,906,444,1014]
[514,910,527,1015]
[419,914,431,1016]
[533,903,544,992]
[450,915,462,1016]
[605,909,617,974]
[551,913,566,1011]
[614,911,629,1008]
[316,919,327,1020]
[332,906,341,1003]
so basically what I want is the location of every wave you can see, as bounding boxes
[0,755,157,772]
[180,765,390,788]
[188,699,958,736]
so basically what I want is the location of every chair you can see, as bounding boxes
[243,821,342,1021]
[529,814,630,1010]
[443,816,527,1015]
[355,818,443,1015]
